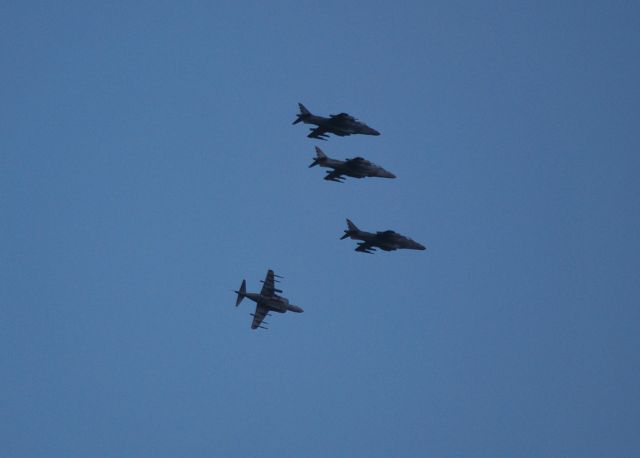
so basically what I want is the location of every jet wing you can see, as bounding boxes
[376,230,397,242]
[250,304,270,330]
[371,231,399,251]
[259,269,280,296]
[329,113,355,124]
[324,170,345,182]
[343,157,370,175]
[355,242,376,254]
[344,157,368,166]
[308,126,330,140]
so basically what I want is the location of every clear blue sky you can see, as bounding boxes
[2,1,639,457]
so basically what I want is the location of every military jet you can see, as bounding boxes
[309,147,396,182]
[292,103,380,140]
[234,269,303,330]
[340,219,426,254]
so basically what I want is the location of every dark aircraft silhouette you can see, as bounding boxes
[340,219,426,254]
[292,103,380,140]
[309,147,396,182]
[234,269,303,330]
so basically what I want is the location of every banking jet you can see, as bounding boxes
[234,269,303,330]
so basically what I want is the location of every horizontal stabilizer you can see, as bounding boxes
[235,279,246,307]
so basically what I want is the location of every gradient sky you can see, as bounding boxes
[2,1,639,457]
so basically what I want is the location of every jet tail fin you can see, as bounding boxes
[346,219,359,232]
[341,218,360,240]
[298,103,310,115]
[309,146,328,167]
[293,103,311,125]
[235,279,246,307]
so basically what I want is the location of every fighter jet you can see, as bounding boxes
[234,269,303,330]
[340,219,426,254]
[309,147,396,182]
[292,103,380,140]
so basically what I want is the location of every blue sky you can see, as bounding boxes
[2,1,639,457]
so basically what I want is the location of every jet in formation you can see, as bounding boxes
[234,269,303,330]
[292,103,380,140]
[309,147,396,182]
[340,219,426,254]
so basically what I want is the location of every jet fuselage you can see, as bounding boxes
[345,230,405,251]
[243,292,303,314]
[341,219,426,253]
[293,103,380,139]
[310,147,396,181]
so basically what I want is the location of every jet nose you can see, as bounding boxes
[363,126,380,136]
[416,243,426,250]
[380,170,396,178]
[291,305,304,313]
